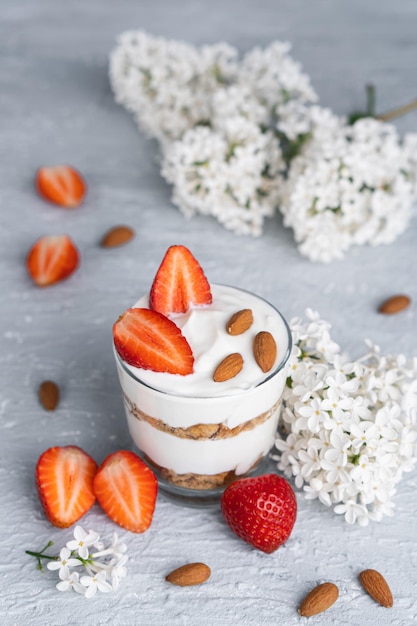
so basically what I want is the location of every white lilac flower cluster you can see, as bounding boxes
[279,108,417,262]
[110,32,316,236]
[161,121,284,236]
[26,525,128,598]
[273,309,417,526]
[110,31,417,257]
[110,32,239,144]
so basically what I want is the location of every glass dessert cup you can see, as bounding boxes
[114,287,292,506]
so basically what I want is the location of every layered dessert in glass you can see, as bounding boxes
[113,246,291,504]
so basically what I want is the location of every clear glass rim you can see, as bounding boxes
[113,284,293,399]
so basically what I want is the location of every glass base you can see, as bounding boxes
[156,455,274,508]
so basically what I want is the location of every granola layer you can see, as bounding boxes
[124,395,280,440]
[145,455,263,490]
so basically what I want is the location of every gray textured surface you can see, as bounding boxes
[1,1,416,624]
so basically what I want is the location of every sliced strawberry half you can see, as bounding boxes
[36,446,98,528]
[149,245,212,315]
[26,234,79,287]
[113,307,194,375]
[35,165,86,208]
[93,451,158,533]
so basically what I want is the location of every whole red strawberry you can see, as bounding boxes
[220,474,297,553]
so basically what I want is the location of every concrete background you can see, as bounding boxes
[1,1,416,624]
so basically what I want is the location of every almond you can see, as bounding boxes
[298,582,339,617]
[101,225,135,248]
[39,380,60,411]
[253,331,277,373]
[359,569,393,608]
[378,294,411,314]
[226,309,254,335]
[213,353,244,382]
[165,562,211,586]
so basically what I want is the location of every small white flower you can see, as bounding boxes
[109,555,129,590]
[348,421,379,453]
[322,429,351,466]
[91,533,128,560]
[399,427,417,459]
[109,533,128,557]
[298,442,322,478]
[275,432,306,467]
[321,387,354,424]
[350,454,373,484]
[325,370,359,395]
[292,372,325,402]
[80,571,113,599]
[56,570,85,594]
[47,547,80,579]
[303,476,333,507]
[66,526,100,560]
[321,460,350,486]
[369,499,395,522]
[334,499,370,526]
[295,398,329,433]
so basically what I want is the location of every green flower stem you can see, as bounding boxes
[25,540,57,563]
[25,544,58,572]
[25,550,58,560]
[366,84,376,117]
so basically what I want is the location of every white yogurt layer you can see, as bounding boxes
[122,284,290,398]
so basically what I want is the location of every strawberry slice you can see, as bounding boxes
[149,245,212,315]
[93,451,158,533]
[26,234,79,287]
[36,446,98,528]
[113,307,194,375]
[35,165,86,208]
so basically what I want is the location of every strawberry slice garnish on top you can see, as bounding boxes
[35,165,86,208]
[36,446,98,528]
[26,234,79,287]
[149,245,212,315]
[113,307,194,375]
[93,450,158,533]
